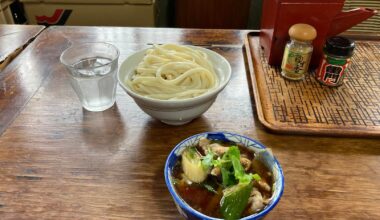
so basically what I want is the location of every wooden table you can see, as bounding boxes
[0,24,45,134]
[0,25,45,70]
[0,26,379,219]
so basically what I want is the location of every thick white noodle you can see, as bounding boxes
[126,44,218,100]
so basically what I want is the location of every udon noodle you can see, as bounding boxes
[126,44,218,100]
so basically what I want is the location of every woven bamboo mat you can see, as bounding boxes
[245,32,380,137]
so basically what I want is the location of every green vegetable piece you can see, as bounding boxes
[221,165,236,187]
[217,147,235,187]
[171,177,180,185]
[230,154,245,180]
[219,146,254,186]
[203,183,217,194]
[220,182,253,220]
[201,151,215,169]
[187,146,198,159]
[182,147,208,183]
[212,158,222,167]
[252,173,261,181]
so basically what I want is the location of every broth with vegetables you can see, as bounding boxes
[172,137,273,219]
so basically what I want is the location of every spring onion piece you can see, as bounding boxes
[182,147,208,183]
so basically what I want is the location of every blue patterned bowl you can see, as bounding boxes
[164,131,284,220]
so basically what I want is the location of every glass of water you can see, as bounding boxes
[60,42,119,112]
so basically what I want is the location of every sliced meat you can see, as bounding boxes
[210,167,221,176]
[199,137,211,148]
[257,179,271,192]
[248,187,265,213]
[198,137,211,154]
[253,178,271,193]
[240,157,251,171]
[208,143,229,156]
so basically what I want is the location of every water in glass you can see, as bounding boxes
[69,57,117,112]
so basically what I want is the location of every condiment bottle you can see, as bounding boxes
[315,36,355,87]
[281,23,317,80]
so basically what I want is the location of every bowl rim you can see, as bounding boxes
[117,45,232,104]
[164,131,284,220]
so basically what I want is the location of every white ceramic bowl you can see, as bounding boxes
[118,45,232,125]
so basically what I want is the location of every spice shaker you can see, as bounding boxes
[315,36,355,87]
[281,23,317,80]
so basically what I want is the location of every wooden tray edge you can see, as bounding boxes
[244,32,380,138]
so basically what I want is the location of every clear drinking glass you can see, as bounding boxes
[60,42,119,112]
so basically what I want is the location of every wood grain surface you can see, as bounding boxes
[246,33,380,137]
[0,24,45,135]
[0,26,379,220]
[0,25,45,70]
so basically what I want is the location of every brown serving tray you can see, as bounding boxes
[245,32,380,137]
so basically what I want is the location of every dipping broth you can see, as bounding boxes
[171,137,273,219]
